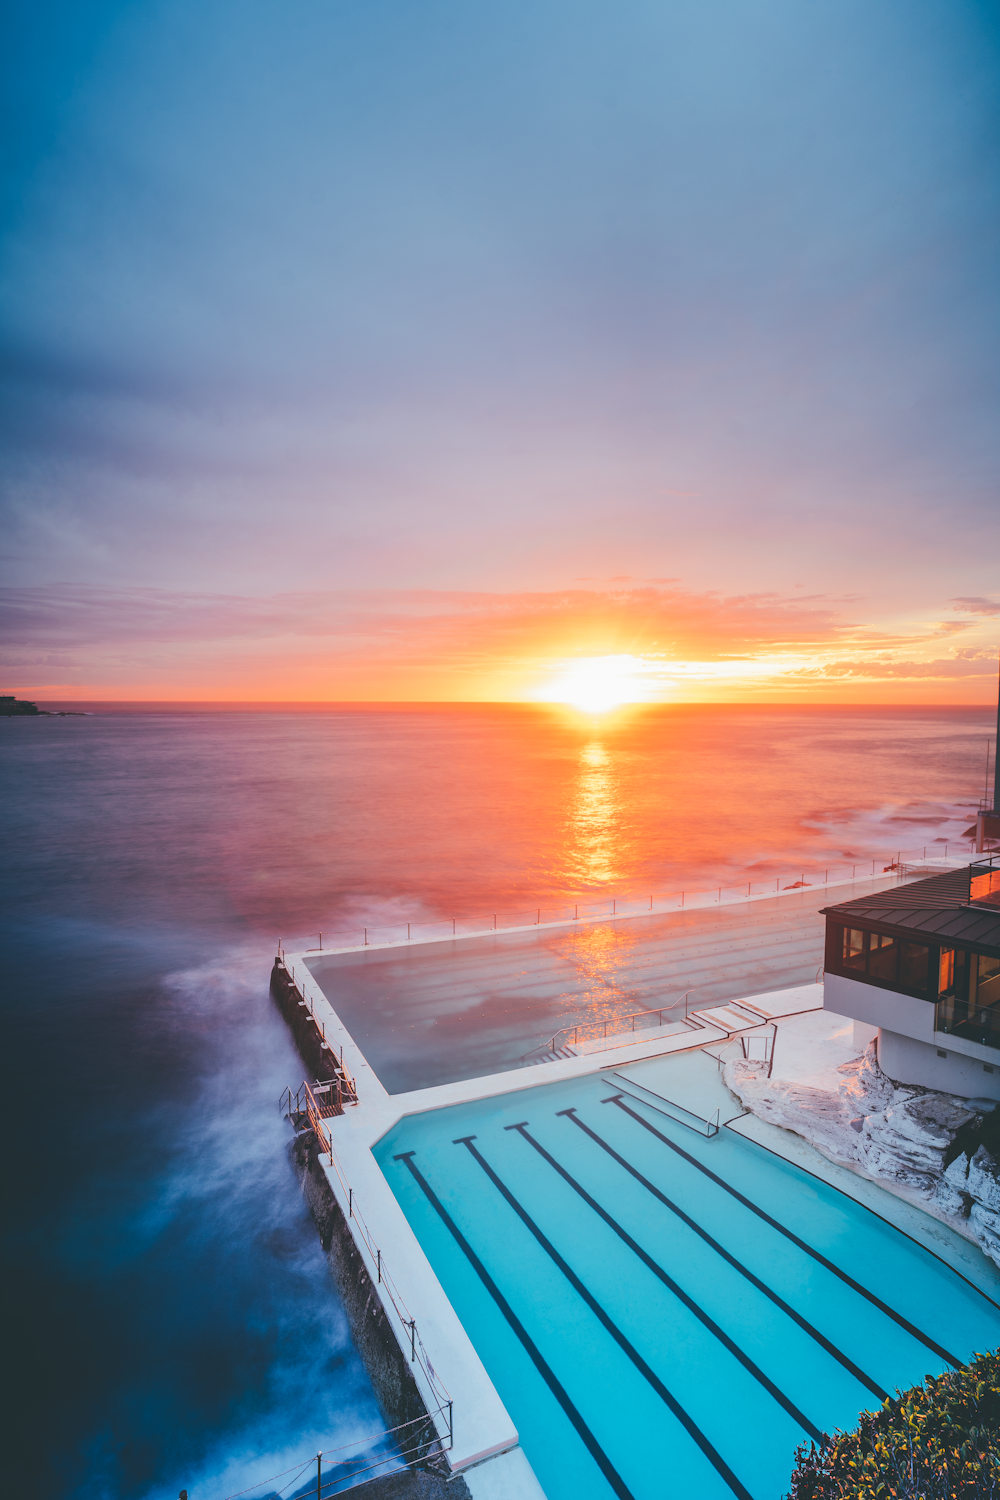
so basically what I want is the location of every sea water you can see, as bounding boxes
[2,703,992,1499]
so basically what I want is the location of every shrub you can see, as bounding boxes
[786,1350,1000,1499]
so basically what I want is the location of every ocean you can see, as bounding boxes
[2,702,993,1500]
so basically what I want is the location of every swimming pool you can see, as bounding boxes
[374,1067,1000,1500]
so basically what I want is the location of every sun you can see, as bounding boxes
[547,655,647,713]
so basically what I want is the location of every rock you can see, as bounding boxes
[950,1146,1000,1214]
[932,1176,971,1221]
[971,1203,1000,1264]
[725,1039,1000,1269]
[724,1060,860,1165]
[858,1093,979,1189]
[836,1041,894,1114]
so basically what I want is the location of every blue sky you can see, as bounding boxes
[1,0,999,697]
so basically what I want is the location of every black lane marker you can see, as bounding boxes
[505,1120,822,1442]
[392,1152,636,1500]
[604,1094,961,1369]
[453,1134,755,1500]
[558,1109,889,1403]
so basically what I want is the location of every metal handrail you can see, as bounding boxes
[604,1073,721,1137]
[277,844,955,956]
[523,992,693,1059]
[275,959,359,1104]
[216,1402,455,1500]
[279,1085,452,1422]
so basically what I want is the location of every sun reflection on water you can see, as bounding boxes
[569,739,624,886]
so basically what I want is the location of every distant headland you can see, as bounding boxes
[0,695,87,717]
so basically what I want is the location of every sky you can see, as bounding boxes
[1,0,998,702]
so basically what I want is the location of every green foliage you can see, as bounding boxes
[786,1351,1000,1500]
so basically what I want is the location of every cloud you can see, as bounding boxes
[3,582,997,700]
[0,581,850,656]
[793,657,997,681]
[0,0,998,614]
[950,597,1000,617]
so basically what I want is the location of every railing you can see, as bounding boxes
[279,1073,357,1119]
[215,1403,455,1500]
[277,843,960,957]
[527,995,692,1058]
[603,1071,721,1137]
[710,1021,778,1081]
[279,1086,452,1428]
[740,1024,776,1074]
[280,1078,356,1141]
[275,958,359,1106]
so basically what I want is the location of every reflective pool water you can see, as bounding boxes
[375,1069,1000,1500]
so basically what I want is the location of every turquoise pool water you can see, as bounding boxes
[374,1070,1000,1500]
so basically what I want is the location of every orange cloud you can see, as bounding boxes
[3,583,997,703]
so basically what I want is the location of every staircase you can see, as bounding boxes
[528,1043,579,1065]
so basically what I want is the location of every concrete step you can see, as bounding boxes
[529,1044,579,1064]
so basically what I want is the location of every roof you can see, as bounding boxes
[821,865,1000,955]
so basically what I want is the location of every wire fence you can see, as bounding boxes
[279,840,985,957]
[279,1088,451,1428]
[215,1403,454,1500]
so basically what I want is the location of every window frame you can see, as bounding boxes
[825,919,939,1002]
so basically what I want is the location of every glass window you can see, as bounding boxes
[898,942,929,993]
[842,928,866,971]
[937,948,968,999]
[970,871,1000,907]
[867,932,897,982]
[974,954,1000,1013]
[936,951,1000,1052]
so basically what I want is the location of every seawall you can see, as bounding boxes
[270,959,344,1083]
[273,960,471,1495]
[288,1129,471,1498]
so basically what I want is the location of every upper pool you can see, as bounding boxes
[374,1061,1000,1500]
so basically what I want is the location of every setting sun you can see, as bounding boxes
[545,654,653,713]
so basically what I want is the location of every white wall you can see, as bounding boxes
[878,1029,1000,1101]
[824,972,1000,1101]
[853,1019,878,1051]
[824,973,934,1040]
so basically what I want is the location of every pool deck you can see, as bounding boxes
[278,868,1000,1498]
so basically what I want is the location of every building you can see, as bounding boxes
[821,860,1000,1100]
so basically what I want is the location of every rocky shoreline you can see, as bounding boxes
[725,1041,1000,1268]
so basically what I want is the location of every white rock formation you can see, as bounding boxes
[725,1041,1000,1268]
